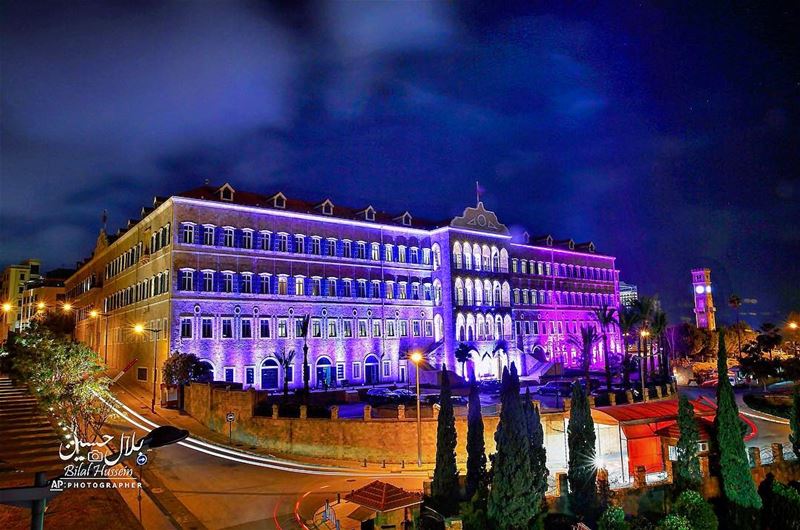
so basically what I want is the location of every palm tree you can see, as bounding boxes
[618,305,642,387]
[729,294,743,358]
[454,342,475,381]
[275,349,296,402]
[651,310,668,381]
[592,304,618,391]
[567,325,603,387]
[633,297,656,379]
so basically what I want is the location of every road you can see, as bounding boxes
[103,390,425,530]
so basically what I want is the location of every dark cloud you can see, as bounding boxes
[1,1,797,324]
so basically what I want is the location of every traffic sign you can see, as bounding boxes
[135,453,148,466]
[226,412,235,422]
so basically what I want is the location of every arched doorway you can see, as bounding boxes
[261,358,279,389]
[364,354,379,385]
[197,360,215,382]
[316,357,333,387]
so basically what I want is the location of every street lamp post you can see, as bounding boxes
[639,330,650,401]
[134,324,161,413]
[410,351,423,467]
[90,310,110,366]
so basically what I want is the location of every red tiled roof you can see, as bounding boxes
[596,399,715,424]
[345,480,422,512]
[654,417,715,441]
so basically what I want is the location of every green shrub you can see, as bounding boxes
[658,514,691,530]
[760,475,800,530]
[673,490,718,530]
[598,506,630,530]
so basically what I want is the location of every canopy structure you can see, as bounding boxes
[345,480,422,513]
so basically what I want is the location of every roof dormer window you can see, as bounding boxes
[218,183,235,202]
[546,235,553,247]
[359,206,376,221]
[272,192,287,209]
[394,211,412,226]
[568,239,575,250]
[317,199,334,216]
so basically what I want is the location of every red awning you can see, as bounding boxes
[345,481,422,513]
[596,399,714,425]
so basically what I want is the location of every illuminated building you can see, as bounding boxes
[66,183,622,389]
[619,281,638,308]
[0,259,41,340]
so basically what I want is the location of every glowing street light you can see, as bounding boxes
[2,303,11,313]
[639,329,650,401]
[133,323,161,412]
[36,302,46,311]
[410,351,424,467]
[789,322,798,330]
[62,303,72,312]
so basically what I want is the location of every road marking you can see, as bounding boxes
[272,499,283,530]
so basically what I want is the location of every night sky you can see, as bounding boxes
[1,2,798,326]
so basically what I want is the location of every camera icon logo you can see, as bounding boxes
[87,450,104,463]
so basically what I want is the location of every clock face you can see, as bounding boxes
[705,285,712,293]
[695,285,705,294]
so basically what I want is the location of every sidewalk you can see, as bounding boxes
[111,382,436,475]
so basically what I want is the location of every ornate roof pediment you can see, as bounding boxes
[450,202,509,235]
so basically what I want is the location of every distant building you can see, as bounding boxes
[619,281,638,307]
[0,259,42,341]
[19,269,72,330]
[691,268,716,330]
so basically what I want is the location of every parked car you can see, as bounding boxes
[425,394,469,406]
[477,379,502,395]
[365,388,394,406]
[536,381,574,396]
[699,375,737,388]
[392,389,418,404]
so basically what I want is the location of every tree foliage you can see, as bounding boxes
[567,381,597,520]
[2,322,113,445]
[523,388,549,508]
[465,382,487,501]
[759,473,800,530]
[488,363,538,529]
[567,325,602,387]
[163,351,210,385]
[673,490,718,530]
[658,514,691,530]
[431,364,459,515]
[593,304,618,391]
[674,394,702,491]
[791,388,800,459]
[598,506,630,530]
[713,330,762,522]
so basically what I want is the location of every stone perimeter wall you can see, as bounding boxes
[184,383,573,463]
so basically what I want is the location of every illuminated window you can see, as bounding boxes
[260,231,271,250]
[400,320,408,337]
[412,320,421,336]
[223,227,234,247]
[242,230,253,249]
[371,243,380,261]
[294,276,305,296]
[277,318,288,338]
[358,319,368,337]
[180,270,194,291]
[372,320,382,337]
[384,244,394,262]
[203,226,215,246]
[343,319,353,337]
[311,237,321,255]
[277,276,288,295]
[181,223,195,244]
[311,278,321,296]
[328,319,337,338]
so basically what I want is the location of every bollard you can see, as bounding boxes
[608,392,617,406]
[382,460,386,468]
[363,405,372,421]
[699,455,710,477]
[748,446,762,468]
[401,460,405,469]
[563,397,572,411]
[330,405,339,420]
[397,404,405,419]
[363,459,367,467]
[655,386,663,399]
[554,472,568,497]
[433,403,441,420]
[772,443,784,463]
[272,403,279,419]
[625,390,634,404]
[634,465,647,488]
[299,405,307,419]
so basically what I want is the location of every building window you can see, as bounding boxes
[311,237,321,255]
[372,320,382,337]
[398,283,407,300]
[225,368,235,383]
[245,367,255,386]
[223,227,234,247]
[342,240,352,258]
[424,320,433,337]
[242,230,253,249]
[412,320,421,336]
[223,273,234,293]
[357,281,367,298]
[294,235,305,253]
[137,367,148,381]
[385,282,394,299]
[180,318,192,338]
[221,318,233,339]
[260,318,271,338]
[202,318,213,338]
[277,276,288,295]
[384,244,393,262]
[398,246,406,263]
[356,242,366,259]
[180,270,194,291]
[358,319,368,337]
[371,281,380,299]
[260,231,271,251]
[277,318,288,338]
[236,273,250,293]
[182,224,195,244]
[284,363,293,383]
[387,320,396,337]
[295,319,304,338]
[400,320,409,337]
[336,363,345,381]
[326,278,336,297]
[382,361,390,378]
[294,277,305,296]
[370,243,380,261]
[259,274,271,294]
[277,233,288,252]
[311,278,321,296]
[203,226,215,246]
[410,247,418,263]
[328,319,337,338]
[311,319,322,338]
[326,239,336,256]
[241,319,252,339]
[202,271,214,292]
[342,280,352,297]
[411,283,419,300]
[352,362,362,380]
[342,320,353,337]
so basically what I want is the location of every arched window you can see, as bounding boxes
[465,279,474,305]
[473,246,482,271]
[499,249,509,272]
[364,354,379,385]
[316,356,333,387]
[501,282,510,306]
[483,280,492,305]
[493,281,501,305]
[433,280,442,306]
[198,360,215,382]
[456,313,466,342]
[491,247,499,272]
[434,315,443,341]
[481,245,491,270]
[454,278,464,305]
[452,242,463,269]
[432,243,441,271]
[466,313,476,342]
[463,242,472,270]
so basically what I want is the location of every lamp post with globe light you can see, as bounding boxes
[133,323,161,412]
[410,351,423,466]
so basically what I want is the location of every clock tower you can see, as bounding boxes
[691,268,716,331]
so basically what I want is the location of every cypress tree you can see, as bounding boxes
[567,381,597,520]
[523,388,549,501]
[790,388,800,459]
[674,393,702,491]
[465,382,487,500]
[713,330,762,524]
[488,363,537,529]
[432,364,459,515]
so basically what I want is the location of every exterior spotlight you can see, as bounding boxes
[90,310,99,318]
[789,322,798,330]
[2,303,10,312]
[62,303,72,312]
[37,302,46,310]
[133,323,145,334]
